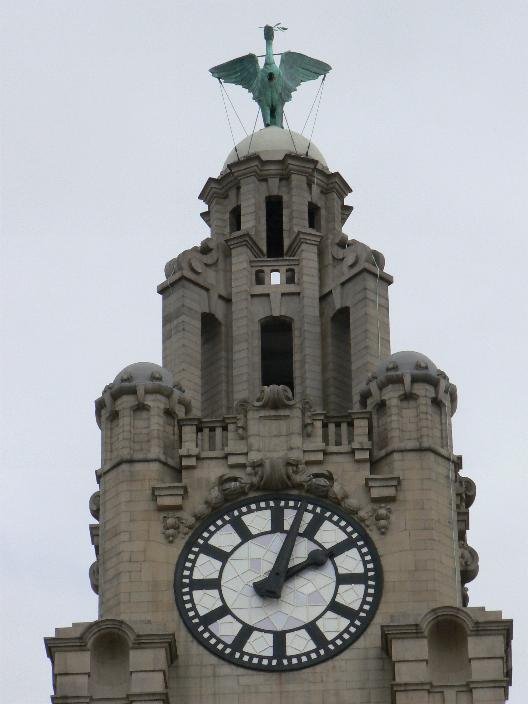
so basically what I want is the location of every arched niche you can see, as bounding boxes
[89,630,130,699]
[427,616,471,685]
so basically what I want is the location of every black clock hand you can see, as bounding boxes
[282,548,330,581]
[253,501,307,598]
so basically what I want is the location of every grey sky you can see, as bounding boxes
[1,1,526,701]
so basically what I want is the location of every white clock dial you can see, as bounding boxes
[174,494,382,671]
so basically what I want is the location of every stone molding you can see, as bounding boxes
[223,229,264,257]
[95,378,191,428]
[365,475,401,502]
[198,153,351,204]
[286,229,324,257]
[360,355,457,414]
[152,483,187,510]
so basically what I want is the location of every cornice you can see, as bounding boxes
[287,229,324,256]
[224,230,264,257]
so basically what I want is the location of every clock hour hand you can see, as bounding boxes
[282,548,330,581]
[253,501,306,599]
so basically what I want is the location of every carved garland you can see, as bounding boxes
[160,457,393,542]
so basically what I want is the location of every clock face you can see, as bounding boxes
[174,493,382,671]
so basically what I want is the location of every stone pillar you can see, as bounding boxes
[290,230,324,407]
[226,231,263,405]
[160,277,204,416]
[289,171,309,240]
[348,268,391,408]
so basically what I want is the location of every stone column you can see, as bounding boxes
[290,230,324,407]
[348,269,391,408]
[226,232,263,405]
[160,277,204,417]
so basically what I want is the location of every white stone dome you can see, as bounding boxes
[223,126,328,171]
[112,362,174,387]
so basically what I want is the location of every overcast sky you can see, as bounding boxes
[1,1,527,702]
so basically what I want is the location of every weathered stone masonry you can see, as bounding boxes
[46,127,512,704]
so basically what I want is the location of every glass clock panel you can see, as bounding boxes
[174,493,382,671]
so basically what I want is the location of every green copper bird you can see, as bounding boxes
[210,24,331,128]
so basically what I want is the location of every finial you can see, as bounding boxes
[210,25,331,128]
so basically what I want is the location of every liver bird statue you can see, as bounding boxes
[210,24,331,128]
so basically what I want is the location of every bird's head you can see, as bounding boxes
[263,24,274,41]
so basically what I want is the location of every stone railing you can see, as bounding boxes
[179,411,371,467]
[250,257,299,287]
[320,412,371,460]
[179,418,228,466]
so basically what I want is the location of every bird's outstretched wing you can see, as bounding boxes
[279,51,331,102]
[209,54,260,97]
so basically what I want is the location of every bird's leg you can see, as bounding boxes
[275,103,284,129]
[261,102,271,127]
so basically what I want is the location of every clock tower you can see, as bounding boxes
[45,31,512,704]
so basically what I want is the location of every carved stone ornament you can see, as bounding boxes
[247,457,305,491]
[459,539,480,606]
[459,541,479,584]
[234,399,249,438]
[302,398,314,436]
[164,237,220,280]
[456,475,476,510]
[253,384,296,409]
[89,490,100,521]
[331,235,385,273]
[89,560,99,594]
[162,513,195,543]
[187,458,393,536]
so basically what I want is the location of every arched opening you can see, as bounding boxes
[428,618,471,685]
[260,317,294,393]
[285,268,296,284]
[255,269,265,285]
[90,631,129,699]
[308,202,321,231]
[229,204,241,233]
[201,313,224,418]
[326,308,352,413]
[270,270,281,285]
[266,196,284,257]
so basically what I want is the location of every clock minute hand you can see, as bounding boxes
[253,501,306,599]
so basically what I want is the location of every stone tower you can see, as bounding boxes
[46,125,512,703]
